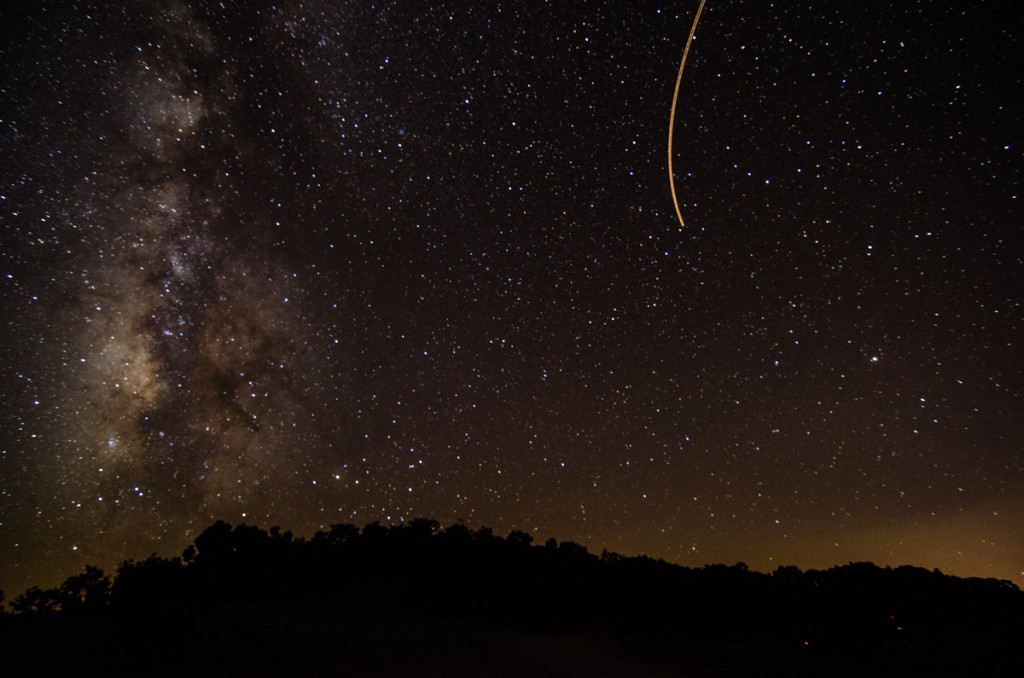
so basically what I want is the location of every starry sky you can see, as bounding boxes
[2,0,1022,597]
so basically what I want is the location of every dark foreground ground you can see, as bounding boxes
[2,598,1018,677]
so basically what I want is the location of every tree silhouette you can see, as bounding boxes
[506,530,533,548]
[56,565,111,616]
[10,586,60,616]
[192,519,234,564]
[111,554,189,615]
[5,513,1022,678]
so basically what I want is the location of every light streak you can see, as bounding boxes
[668,0,707,230]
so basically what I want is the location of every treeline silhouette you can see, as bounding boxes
[5,518,1021,648]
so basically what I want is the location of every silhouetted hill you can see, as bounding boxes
[2,519,1021,676]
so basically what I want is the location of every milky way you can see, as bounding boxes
[2,1,1022,596]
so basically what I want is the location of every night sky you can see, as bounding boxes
[2,0,1022,598]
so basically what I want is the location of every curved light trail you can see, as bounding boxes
[668,0,707,230]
